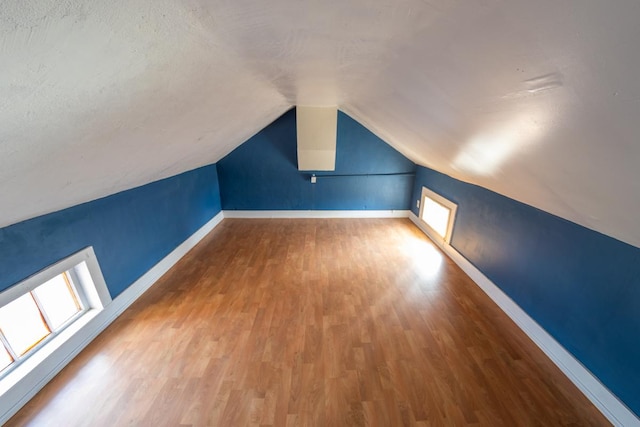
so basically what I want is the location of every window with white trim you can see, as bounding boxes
[0,247,111,386]
[418,187,457,244]
[0,271,86,377]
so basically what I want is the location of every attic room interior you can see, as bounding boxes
[1,0,639,426]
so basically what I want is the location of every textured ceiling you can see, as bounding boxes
[2,0,640,247]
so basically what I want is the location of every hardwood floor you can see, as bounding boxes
[7,219,609,426]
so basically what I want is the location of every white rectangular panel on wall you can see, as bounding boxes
[296,106,337,171]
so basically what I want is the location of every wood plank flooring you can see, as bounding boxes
[7,219,609,426]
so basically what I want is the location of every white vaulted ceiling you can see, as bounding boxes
[2,0,640,247]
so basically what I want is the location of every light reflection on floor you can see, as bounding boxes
[400,235,444,293]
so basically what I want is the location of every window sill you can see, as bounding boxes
[0,308,101,398]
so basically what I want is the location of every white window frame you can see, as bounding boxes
[0,272,86,377]
[418,186,458,244]
[0,247,111,400]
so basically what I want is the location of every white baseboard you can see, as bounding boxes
[409,212,639,427]
[0,211,224,425]
[223,209,410,218]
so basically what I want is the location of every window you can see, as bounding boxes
[0,247,111,388]
[0,272,85,377]
[418,187,457,244]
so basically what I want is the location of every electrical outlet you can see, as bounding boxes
[416,199,420,208]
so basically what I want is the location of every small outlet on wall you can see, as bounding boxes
[416,199,420,208]
[311,174,317,184]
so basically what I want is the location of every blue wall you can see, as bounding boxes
[411,165,640,415]
[0,165,221,298]
[218,109,415,210]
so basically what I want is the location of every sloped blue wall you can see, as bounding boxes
[411,165,640,416]
[218,109,415,210]
[0,164,221,298]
